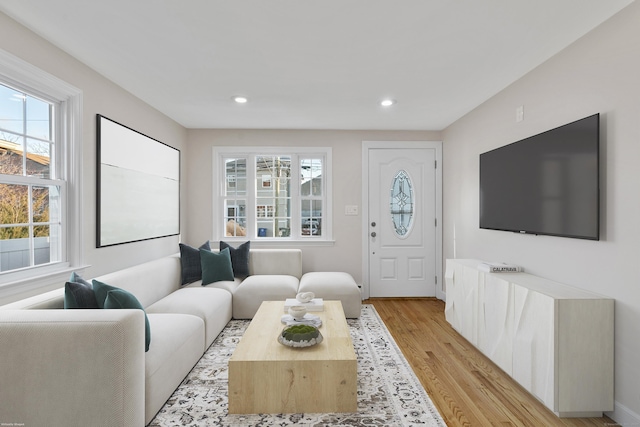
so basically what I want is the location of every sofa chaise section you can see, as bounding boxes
[0,308,146,426]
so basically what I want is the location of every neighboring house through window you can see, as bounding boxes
[214,147,332,242]
[0,50,82,290]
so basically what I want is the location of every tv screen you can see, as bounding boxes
[479,113,600,240]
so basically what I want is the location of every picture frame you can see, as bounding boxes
[96,114,180,247]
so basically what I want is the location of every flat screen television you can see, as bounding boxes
[479,113,600,240]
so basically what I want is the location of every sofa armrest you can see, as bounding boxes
[0,309,145,427]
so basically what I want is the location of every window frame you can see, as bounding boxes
[213,146,333,245]
[0,49,83,294]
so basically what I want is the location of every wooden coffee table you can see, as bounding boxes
[228,300,357,414]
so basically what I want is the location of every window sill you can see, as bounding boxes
[216,238,335,248]
[0,264,90,302]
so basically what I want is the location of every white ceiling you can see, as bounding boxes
[0,1,634,130]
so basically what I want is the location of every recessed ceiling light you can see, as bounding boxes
[233,96,248,104]
[380,99,395,107]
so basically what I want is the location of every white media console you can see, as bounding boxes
[444,259,614,417]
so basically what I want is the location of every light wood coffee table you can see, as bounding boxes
[228,300,357,414]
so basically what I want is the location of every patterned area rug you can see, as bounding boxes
[149,304,446,426]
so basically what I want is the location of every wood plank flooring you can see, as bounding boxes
[365,298,615,427]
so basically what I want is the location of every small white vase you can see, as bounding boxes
[288,305,307,321]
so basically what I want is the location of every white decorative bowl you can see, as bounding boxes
[288,305,307,320]
[296,291,315,303]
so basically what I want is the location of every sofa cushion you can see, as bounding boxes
[93,256,182,309]
[104,288,152,352]
[248,249,302,278]
[220,240,250,278]
[191,277,242,295]
[299,272,362,318]
[144,313,204,424]
[232,274,299,319]
[179,241,211,285]
[146,287,232,348]
[200,247,234,285]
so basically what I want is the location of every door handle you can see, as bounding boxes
[371,232,377,237]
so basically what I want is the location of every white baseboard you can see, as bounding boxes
[606,401,640,426]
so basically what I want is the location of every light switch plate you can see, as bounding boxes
[345,205,358,215]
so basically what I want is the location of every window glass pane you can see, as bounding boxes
[33,224,61,267]
[34,225,49,266]
[26,138,51,178]
[277,218,291,237]
[0,183,61,273]
[301,158,323,196]
[225,158,246,196]
[301,200,322,236]
[26,95,51,140]
[256,156,291,239]
[256,155,291,193]
[0,84,24,134]
[0,183,29,226]
[32,185,60,225]
[32,185,49,225]
[224,199,247,236]
[0,135,25,176]
[390,170,414,237]
[0,227,31,272]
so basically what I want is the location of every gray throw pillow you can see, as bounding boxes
[64,272,99,309]
[64,281,99,309]
[179,241,211,285]
[220,240,251,278]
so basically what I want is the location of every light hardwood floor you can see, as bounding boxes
[365,298,616,427]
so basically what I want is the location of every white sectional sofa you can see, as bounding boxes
[0,247,361,427]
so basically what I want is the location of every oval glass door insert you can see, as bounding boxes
[390,170,414,236]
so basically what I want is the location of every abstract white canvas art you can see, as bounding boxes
[97,115,180,247]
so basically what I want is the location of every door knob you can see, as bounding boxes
[371,222,376,227]
[371,232,377,237]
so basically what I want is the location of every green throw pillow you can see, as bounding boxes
[200,247,234,285]
[93,280,151,352]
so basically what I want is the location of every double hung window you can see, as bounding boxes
[0,83,61,274]
[0,51,82,286]
[214,147,331,241]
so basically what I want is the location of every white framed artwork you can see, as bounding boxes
[96,114,180,247]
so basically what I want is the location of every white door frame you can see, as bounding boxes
[361,141,444,301]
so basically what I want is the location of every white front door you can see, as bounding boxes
[364,142,441,298]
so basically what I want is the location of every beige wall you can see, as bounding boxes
[0,13,188,304]
[184,129,440,284]
[442,2,640,421]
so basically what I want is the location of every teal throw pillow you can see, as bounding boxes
[200,247,234,285]
[220,240,251,278]
[93,280,151,352]
[64,272,98,309]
